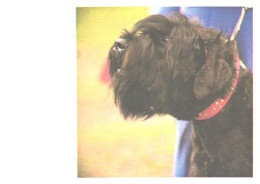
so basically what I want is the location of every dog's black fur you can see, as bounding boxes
[108,12,253,177]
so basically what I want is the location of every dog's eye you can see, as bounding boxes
[136,31,143,36]
[135,31,149,37]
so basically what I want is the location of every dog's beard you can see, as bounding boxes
[113,69,173,119]
[113,74,156,119]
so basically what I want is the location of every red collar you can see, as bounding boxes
[195,55,240,120]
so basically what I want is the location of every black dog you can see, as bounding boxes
[108,12,252,177]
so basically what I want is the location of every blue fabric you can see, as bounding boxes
[173,120,192,177]
[158,7,253,177]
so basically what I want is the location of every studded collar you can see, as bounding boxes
[195,54,240,120]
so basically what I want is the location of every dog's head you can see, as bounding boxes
[108,12,237,120]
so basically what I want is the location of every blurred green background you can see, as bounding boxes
[77,7,176,177]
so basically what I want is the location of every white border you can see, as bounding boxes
[76,0,254,7]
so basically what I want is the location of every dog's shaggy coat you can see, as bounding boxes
[108,13,253,177]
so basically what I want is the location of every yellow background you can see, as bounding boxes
[77,7,176,177]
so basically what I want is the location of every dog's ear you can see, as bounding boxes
[194,57,232,100]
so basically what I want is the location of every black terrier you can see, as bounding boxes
[108,12,252,177]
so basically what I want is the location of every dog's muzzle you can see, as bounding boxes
[113,38,128,52]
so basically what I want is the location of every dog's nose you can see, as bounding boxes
[113,38,127,52]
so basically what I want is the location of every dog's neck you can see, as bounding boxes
[195,54,241,120]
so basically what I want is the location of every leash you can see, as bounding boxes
[230,7,249,41]
[231,7,250,69]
